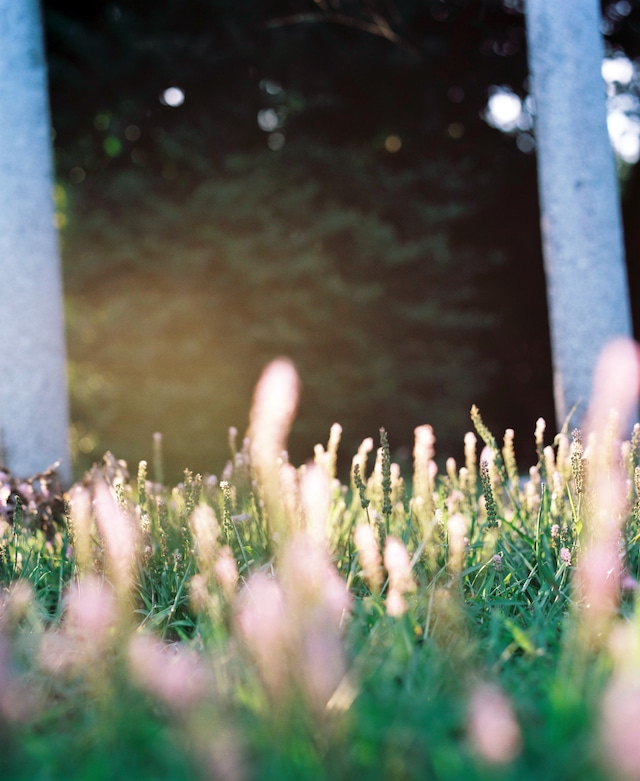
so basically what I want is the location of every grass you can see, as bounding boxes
[0,357,639,780]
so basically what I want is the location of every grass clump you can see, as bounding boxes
[1,357,640,780]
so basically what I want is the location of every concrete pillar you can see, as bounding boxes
[0,0,70,481]
[525,0,633,429]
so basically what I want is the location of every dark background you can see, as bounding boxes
[42,0,640,482]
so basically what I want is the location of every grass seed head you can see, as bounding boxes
[384,536,416,601]
[467,683,522,765]
[190,503,220,576]
[354,523,383,592]
[249,358,300,470]
[93,480,138,594]
[128,633,209,712]
[302,464,330,543]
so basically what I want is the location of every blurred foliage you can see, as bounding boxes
[63,140,504,479]
[44,0,640,479]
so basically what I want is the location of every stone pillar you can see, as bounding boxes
[525,0,633,429]
[0,0,70,480]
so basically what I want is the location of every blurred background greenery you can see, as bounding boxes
[44,0,640,481]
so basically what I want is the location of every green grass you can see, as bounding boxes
[0,366,639,780]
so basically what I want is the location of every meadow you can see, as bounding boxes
[1,355,639,781]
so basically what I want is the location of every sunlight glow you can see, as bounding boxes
[604,56,640,164]
[483,56,640,165]
[608,108,640,163]
[602,55,634,86]
[485,88,523,132]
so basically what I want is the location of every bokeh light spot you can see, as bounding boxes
[608,109,640,163]
[78,434,98,454]
[103,136,122,157]
[160,87,185,107]
[69,166,86,183]
[602,55,634,86]
[259,78,284,96]
[53,213,67,229]
[516,133,535,154]
[268,132,286,151]
[93,112,111,131]
[384,135,402,153]
[258,108,280,132]
[486,88,522,132]
[125,124,141,141]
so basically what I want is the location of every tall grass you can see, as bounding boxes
[1,348,640,780]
